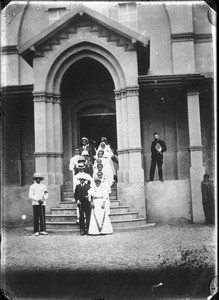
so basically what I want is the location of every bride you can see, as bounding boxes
[88,177,113,235]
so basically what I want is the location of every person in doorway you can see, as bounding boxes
[74,173,92,235]
[201,174,215,224]
[80,137,94,163]
[147,133,167,182]
[69,147,80,190]
[82,150,94,177]
[29,173,49,236]
[88,177,113,235]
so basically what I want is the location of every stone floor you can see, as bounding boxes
[1,224,216,300]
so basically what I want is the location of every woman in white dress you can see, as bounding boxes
[97,139,116,182]
[88,178,113,235]
[94,148,114,187]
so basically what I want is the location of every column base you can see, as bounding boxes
[117,181,146,218]
[189,166,205,223]
[129,168,144,183]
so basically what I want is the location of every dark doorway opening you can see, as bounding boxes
[79,114,117,151]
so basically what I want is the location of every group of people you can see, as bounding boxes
[69,137,118,236]
[28,132,215,236]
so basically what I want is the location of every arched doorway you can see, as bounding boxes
[78,104,117,151]
[60,57,116,186]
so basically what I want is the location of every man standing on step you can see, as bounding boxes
[147,133,167,182]
[74,173,92,236]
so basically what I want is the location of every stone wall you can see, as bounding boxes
[2,185,61,227]
[145,179,194,224]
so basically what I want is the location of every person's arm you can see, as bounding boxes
[151,141,154,153]
[69,157,74,171]
[161,141,167,152]
[29,185,40,204]
[43,186,48,200]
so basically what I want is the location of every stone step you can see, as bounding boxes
[61,188,117,197]
[59,202,75,208]
[109,194,117,200]
[46,214,77,222]
[61,193,117,200]
[52,205,129,215]
[109,200,119,207]
[51,207,76,215]
[59,199,120,209]
[46,218,148,230]
[109,212,139,221]
[110,206,129,213]
[26,223,156,233]
[47,211,138,222]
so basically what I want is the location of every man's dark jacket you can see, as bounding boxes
[74,183,90,207]
[151,139,167,159]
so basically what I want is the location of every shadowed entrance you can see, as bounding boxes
[79,114,117,151]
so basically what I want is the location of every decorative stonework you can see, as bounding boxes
[33,93,62,104]
[114,86,139,100]
[171,32,212,44]
[188,145,203,152]
[194,34,213,44]
[34,152,64,158]
[118,147,142,154]
[2,45,18,55]
[126,86,139,97]
[171,32,194,43]
[33,19,136,58]
[187,89,199,96]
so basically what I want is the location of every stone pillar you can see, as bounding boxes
[33,93,64,186]
[53,95,63,185]
[116,86,146,218]
[187,89,205,223]
[115,91,124,183]
[126,86,144,183]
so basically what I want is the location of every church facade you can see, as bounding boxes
[1,1,215,226]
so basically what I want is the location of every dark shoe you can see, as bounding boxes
[84,229,88,235]
[159,178,164,182]
[80,230,85,236]
[146,179,153,182]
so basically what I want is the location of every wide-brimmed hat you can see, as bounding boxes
[77,162,85,168]
[81,137,88,142]
[81,150,89,157]
[94,177,102,182]
[33,173,44,180]
[78,155,86,162]
[78,173,87,180]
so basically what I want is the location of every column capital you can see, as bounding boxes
[188,145,203,152]
[114,86,139,99]
[187,88,199,96]
[117,147,142,154]
[33,92,62,104]
[34,152,64,158]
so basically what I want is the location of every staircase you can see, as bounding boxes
[46,185,155,232]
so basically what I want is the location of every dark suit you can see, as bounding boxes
[74,183,91,232]
[149,139,167,180]
[80,145,95,163]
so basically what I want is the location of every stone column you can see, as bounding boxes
[115,90,124,183]
[126,86,144,183]
[33,93,49,183]
[117,86,146,218]
[53,95,64,185]
[33,93,63,185]
[120,89,130,182]
[187,89,205,223]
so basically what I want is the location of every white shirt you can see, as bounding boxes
[69,155,80,172]
[29,182,48,206]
